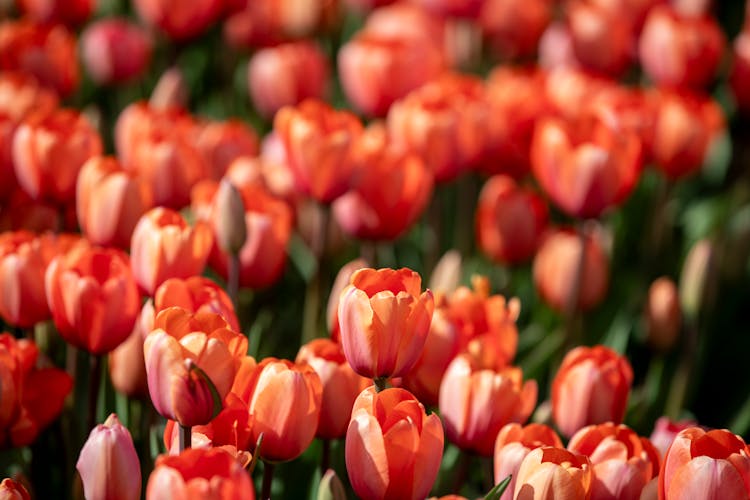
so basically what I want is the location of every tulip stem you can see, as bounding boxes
[563,222,588,350]
[302,203,329,344]
[261,462,275,500]
[228,252,240,311]
[320,439,330,474]
[179,424,192,452]
[374,377,388,392]
[87,354,101,431]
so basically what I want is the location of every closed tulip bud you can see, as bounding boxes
[297,339,371,439]
[134,0,221,41]
[76,414,141,500]
[338,267,434,380]
[567,423,660,500]
[146,448,254,499]
[494,423,563,500]
[679,239,716,320]
[649,417,696,458]
[0,478,30,500]
[13,108,103,204]
[81,18,153,86]
[318,469,346,500]
[327,259,368,342]
[645,277,682,351]
[660,427,750,499]
[552,345,633,438]
[45,244,140,355]
[130,207,214,295]
[346,386,444,500]
[440,354,538,456]
[213,179,247,255]
[514,447,593,500]
[479,0,552,60]
[234,358,322,462]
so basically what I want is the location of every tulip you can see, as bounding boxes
[296,339,371,439]
[13,108,103,204]
[645,277,682,351]
[439,354,537,456]
[45,244,140,355]
[338,267,434,380]
[130,207,213,295]
[332,122,434,241]
[649,417,697,459]
[567,2,634,77]
[0,231,52,328]
[552,345,633,438]
[76,414,141,500]
[533,228,610,313]
[494,423,563,500]
[194,119,260,181]
[273,99,363,204]
[223,0,323,49]
[108,324,149,399]
[479,0,552,60]
[476,175,548,265]
[731,25,750,114]
[327,259,368,342]
[514,447,593,500]
[146,448,254,499]
[0,478,30,499]
[16,0,93,26]
[144,307,247,427]
[248,41,330,119]
[134,0,222,41]
[80,18,153,86]
[152,277,240,332]
[410,0,482,18]
[76,156,153,249]
[567,423,661,500]
[346,386,444,500]
[544,68,612,121]
[659,427,750,499]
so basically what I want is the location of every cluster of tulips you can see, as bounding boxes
[1,0,750,498]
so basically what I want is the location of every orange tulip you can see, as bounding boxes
[327,259,368,342]
[76,156,153,249]
[273,99,363,204]
[439,354,537,456]
[13,108,102,204]
[0,478,30,499]
[134,0,222,41]
[146,448,254,499]
[533,228,610,313]
[80,18,153,85]
[346,386,444,500]
[144,307,247,427]
[232,358,322,462]
[476,175,548,265]
[659,427,750,499]
[568,423,660,500]
[332,122,434,241]
[194,119,260,181]
[552,345,633,438]
[567,1,635,77]
[130,207,214,295]
[152,276,240,331]
[337,267,434,380]
[0,231,53,328]
[494,423,563,500]
[248,41,330,119]
[45,244,140,355]
[0,333,72,448]
[296,339,371,439]
[514,447,593,500]
[479,0,552,60]
[645,277,682,351]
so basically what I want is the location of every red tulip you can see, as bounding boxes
[147,448,254,499]
[134,0,222,41]
[45,244,140,355]
[568,423,661,500]
[552,345,633,438]
[0,478,30,499]
[144,307,247,427]
[338,267,434,380]
[731,23,750,114]
[439,354,537,456]
[514,447,593,499]
[17,0,93,26]
[194,119,260,181]
[346,386,444,500]
[222,0,323,49]
[409,0,483,18]
[13,108,103,204]
[567,1,635,77]
[130,207,214,295]
[476,175,548,265]
[659,427,750,499]
[296,339,371,439]
[479,0,552,60]
[494,423,563,500]
[649,417,696,458]
[81,18,153,85]
[77,414,141,500]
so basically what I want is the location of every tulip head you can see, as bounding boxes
[514,446,593,500]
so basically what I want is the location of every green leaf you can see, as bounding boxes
[187,361,223,420]
[484,475,512,500]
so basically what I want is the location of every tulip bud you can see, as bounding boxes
[429,250,462,296]
[679,239,716,321]
[213,179,247,256]
[80,18,153,86]
[76,414,141,500]
[317,469,346,500]
[645,277,682,351]
[149,67,187,111]
[0,478,30,500]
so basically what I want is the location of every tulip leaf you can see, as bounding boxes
[187,362,223,420]
[484,475,512,500]
[247,433,264,475]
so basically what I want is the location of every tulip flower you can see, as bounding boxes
[296,339,371,439]
[130,207,214,295]
[645,277,682,351]
[346,386,444,500]
[194,119,260,181]
[151,277,240,332]
[649,417,697,458]
[567,423,661,500]
[76,414,141,500]
[476,175,549,265]
[659,427,750,499]
[80,18,153,85]
[439,354,538,456]
[16,0,93,26]
[13,108,103,205]
[494,423,563,500]
[45,244,140,355]
[108,324,149,399]
[479,0,552,60]
[232,358,322,462]
[337,267,434,380]
[146,448,254,499]
[514,447,593,499]
[567,2,634,77]
[223,0,322,49]
[144,307,247,427]
[0,478,30,499]
[327,259,368,343]
[731,25,750,114]
[552,345,633,438]
[410,0,482,18]
[134,0,222,41]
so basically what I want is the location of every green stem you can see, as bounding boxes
[374,378,388,392]
[261,462,276,500]
[321,439,331,474]
[563,223,588,351]
[227,252,240,312]
[179,424,192,452]
[301,203,329,345]
[87,355,101,431]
